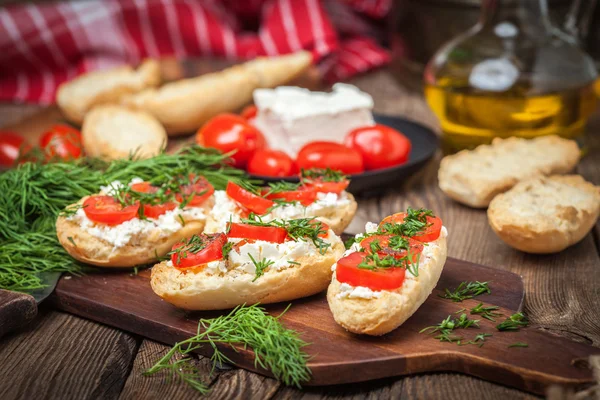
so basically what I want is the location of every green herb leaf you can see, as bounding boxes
[440,281,491,302]
[496,312,529,331]
[248,254,274,282]
[508,342,528,348]
[470,302,502,321]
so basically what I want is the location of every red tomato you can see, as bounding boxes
[310,219,330,238]
[247,149,296,177]
[227,223,288,243]
[39,124,82,160]
[171,233,228,270]
[296,142,364,174]
[344,124,411,171]
[380,212,443,242]
[264,188,317,206]
[195,114,266,168]
[360,235,424,261]
[175,176,215,207]
[83,195,140,226]
[130,182,178,218]
[226,182,274,215]
[241,105,258,120]
[336,252,406,291]
[0,132,29,168]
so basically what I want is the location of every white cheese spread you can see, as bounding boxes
[266,191,351,220]
[252,84,375,157]
[209,190,243,232]
[336,282,382,299]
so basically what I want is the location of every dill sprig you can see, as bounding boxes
[248,254,274,281]
[300,168,346,183]
[470,303,502,321]
[264,181,301,195]
[145,304,311,392]
[440,281,491,302]
[420,314,482,346]
[496,312,529,331]
[378,207,434,238]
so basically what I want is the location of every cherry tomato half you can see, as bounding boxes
[196,113,266,168]
[227,223,288,243]
[0,132,30,168]
[344,124,411,171]
[380,212,443,242]
[39,124,82,161]
[130,182,177,219]
[83,195,140,226]
[175,175,215,207]
[336,252,406,291]
[264,188,317,206]
[171,233,228,269]
[241,105,258,120]
[296,141,364,175]
[226,182,274,215]
[248,149,296,177]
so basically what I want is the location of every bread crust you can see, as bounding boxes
[150,235,345,310]
[57,59,160,124]
[327,235,447,336]
[438,136,580,208]
[487,175,600,254]
[81,105,167,161]
[56,197,212,267]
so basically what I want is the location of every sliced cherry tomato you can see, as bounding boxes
[196,113,266,168]
[380,212,443,242]
[226,182,274,215]
[344,124,411,171]
[241,105,258,120]
[310,219,330,238]
[130,182,178,218]
[265,188,317,206]
[171,233,227,269]
[296,141,364,175]
[175,175,215,207]
[248,149,296,177]
[299,168,349,194]
[227,222,288,243]
[360,235,424,261]
[0,132,30,168]
[336,252,406,291]
[39,124,82,160]
[83,195,140,226]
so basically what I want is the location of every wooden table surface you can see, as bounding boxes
[0,69,598,400]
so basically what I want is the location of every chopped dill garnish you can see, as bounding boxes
[378,207,434,238]
[248,254,274,281]
[221,242,234,259]
[300,168,346,183]
[496,312,529,331]
[440,281,491,302]
[470,303,502,321]
[508,342,528,348]
[420,314,482,346]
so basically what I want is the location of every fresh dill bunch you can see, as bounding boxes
[145,304,311,392]
[496,312,529,331]
[470,303,502,321]
[440,281,491,302]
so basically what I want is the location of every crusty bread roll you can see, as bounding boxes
[487,175,600,254]
[56,197,213,267]
[122,51,312,136]
[151,232,345,310]
[327,233,448,336]
[82,105,167,161]
[438,136,580,208]
[57,59,160,125]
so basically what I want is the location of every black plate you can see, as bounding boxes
[249,114,439,195]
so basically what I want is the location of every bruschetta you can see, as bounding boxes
[327,209,448,336]
[151,216,345,310]
[56,175,215,267]
[204,169,357,235]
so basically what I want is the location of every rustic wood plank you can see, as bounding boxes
[0,306,139,400]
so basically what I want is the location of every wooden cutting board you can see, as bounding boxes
[50,257,598,395]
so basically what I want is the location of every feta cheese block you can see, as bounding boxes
[251,83,375,157]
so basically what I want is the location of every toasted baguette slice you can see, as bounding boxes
[438,136,580,208]
[82,105,167,161]
[150,231,345,310]
[122,51,312,136]
[327,233,448,336]
[487,175,600,254]
[57,59,160,124]
[56,197,213,267]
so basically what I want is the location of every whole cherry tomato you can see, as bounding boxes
[0,131,30,168]
[296,141,364,175]
[39,124,83,160]
[195,114,266,168]
[247,149,296,177]
[344,124,411,171]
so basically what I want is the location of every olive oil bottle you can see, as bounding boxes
[424,0,598,153]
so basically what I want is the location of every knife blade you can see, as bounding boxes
[0,271,62,338]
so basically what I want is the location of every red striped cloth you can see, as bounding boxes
[0,0,391,105]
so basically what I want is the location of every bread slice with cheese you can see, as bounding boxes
[82,105,167,161]
[487,175,600,254]
[438,136,580,208]
[122,51,312,136]
[57,59,160,125]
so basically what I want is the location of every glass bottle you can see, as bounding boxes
[424,0,598,153]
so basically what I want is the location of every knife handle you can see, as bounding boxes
[0,289,37,339]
